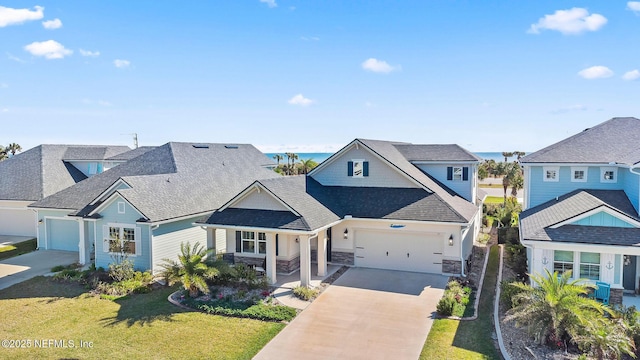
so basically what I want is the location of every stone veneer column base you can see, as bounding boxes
[276,256,300,274]
[610,288,623,305]
[330,251,354,266]
[442,259,462,274]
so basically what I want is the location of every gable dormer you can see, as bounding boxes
[309,141,419,188]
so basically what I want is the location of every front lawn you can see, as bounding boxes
[420,246,501,359]
[483,196,505,204]
[0,276,284,359]
[0,238,36,261]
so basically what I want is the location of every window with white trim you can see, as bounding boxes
[580,252,600,280]
[543,166,559,182]
[453,166,463,181]
[571,167,587,182]
[241,231,266,254]
[117,202,126,214]
[103,224,140,255]
[553,250,573,275]
[353,160,364,178]
[601,167,617,183]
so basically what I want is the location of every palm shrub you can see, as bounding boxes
[160,242,219,297]
[572,317,635,360]
[505,269,611,346]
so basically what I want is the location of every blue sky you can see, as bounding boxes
[1,1,639,153]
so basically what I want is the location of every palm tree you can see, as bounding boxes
[0,146,7,161]
[272,154,283,166]
[160,242,219,297]
[573,319,635,360]
[6,143,21,156]
[502,151,514,162]
[505,269,610,346]
[513,151,526,161]
[299,158,318,175]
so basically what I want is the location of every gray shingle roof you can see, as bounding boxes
[106,146,156,161]
[62,145,130,161]
[520,117,640,164]
[206,209,310,231]
[520,189,639,244]
[394,144,482,162]
[544,225,640,247]
[30,142,280,222]
[0,144,130,201]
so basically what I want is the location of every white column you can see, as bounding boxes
[206,228,214,251]
[299,235,311,287]
[78,219,86,265]
[265,233,277,284]
[317,234,327,276]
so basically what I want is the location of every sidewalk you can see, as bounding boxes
[271,264,342,310]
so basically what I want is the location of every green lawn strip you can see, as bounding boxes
[483,196,505,204]
[0,276,284,360]
[479,183,504,189]
[420,246,501,359]
[0,239,37,260]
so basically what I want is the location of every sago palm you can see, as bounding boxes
[573,318,635,360]
[160,242,219,297]
[505,269,611,345]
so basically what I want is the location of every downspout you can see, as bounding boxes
[460,226,468,277]
[32,209,40,250]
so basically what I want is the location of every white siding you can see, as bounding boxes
[234,189,289,211]
[215,229,227,254]
[312,146,417,188]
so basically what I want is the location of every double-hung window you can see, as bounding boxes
[553,250,573,275]
[543,166,559,182]
[240,231,267,254]
[104,224,139,255]
[580,252,600,280]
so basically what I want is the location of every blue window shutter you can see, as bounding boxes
[347,161,354,176]
[447,167,453,181]
[463,167,469,181]
[275,234,279,256]
[235,231,241,253]
[363,161,369,177]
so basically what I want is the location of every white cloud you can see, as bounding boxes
[578,65,613,79]
[24,40,72,59]
[113,59,130,68]
[259,0,277,8]
[551,104,588,114]
[6,53,25,63]
[361,58,401,73]
[623,69,640,81]
[288,94,315,106]
[42,18,62,29]
[0,5,44,27]
[300,36,320,41]
[628,2,640,13]
[528,8,607,35]
[79,49,100,57]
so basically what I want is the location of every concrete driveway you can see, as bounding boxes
[0,250,78,291]
[255,268,448,360]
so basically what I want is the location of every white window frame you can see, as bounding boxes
[452,166,463,181]
[117,202,126,214]
[579,252,600,281]
[571,167,587,183]
[543,166,559,182]
[352,159,364,178]
[241,231,267,255]
[553,250,574,276]
[600,167,617,183]
[103,223,140,256]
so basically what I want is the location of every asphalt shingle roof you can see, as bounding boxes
[62,146,131,161]
[520,117,640,165]
[106,146,156,161]
[520,189,639,244]
[0,144,130,201]
[394,144,482,162]
[30,142,280,222]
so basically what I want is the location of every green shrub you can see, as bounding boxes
[505,242,528,281]
[292,285,319,301]
[500,280,525,309]
[53,268,83,281]
[437,295,456,316]
[108,258,135,282]
[95,271,153,298]
[198,302,296,322]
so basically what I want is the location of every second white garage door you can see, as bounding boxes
[354,229,443,273]
[0,208,36,237]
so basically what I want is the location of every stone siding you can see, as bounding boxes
[234,256,265,267]
[442,259,462,274]
[277,256,300,274]
[331,251,354,265]
[610,288,623,305]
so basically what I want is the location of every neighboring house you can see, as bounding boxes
[0,144,132,237]
[29,142,278,273]
[520,117,640,304]
[199,139,482,286]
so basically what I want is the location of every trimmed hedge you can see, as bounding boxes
[198,302,297,322]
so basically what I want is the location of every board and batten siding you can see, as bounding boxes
[571,211,636,228]
[151,217,207,274]
[528,166,628,209]
[94,197,151,271]
[312,147,417,188]
[414,164,475,202]
[233,189,289,211]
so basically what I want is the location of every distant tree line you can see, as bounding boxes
[272,153,318,175]
[0,143,22,161]
[478,150,525,204]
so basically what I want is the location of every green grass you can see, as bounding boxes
[0,276,284,360]
[0,239,36,261]
[484,196,505,204]
[420,246,501,360]
[479,183,504,189]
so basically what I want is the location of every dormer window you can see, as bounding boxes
[601,167,617,183]
[348,160,369,178]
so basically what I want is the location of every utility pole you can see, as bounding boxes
[121,133,139,148]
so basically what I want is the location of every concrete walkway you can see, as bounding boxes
[0,250,78,290]
[272,264,342,310]
[255,268,448,360]
[0,235,35,246]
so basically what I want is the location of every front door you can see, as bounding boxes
[623,255,637,291]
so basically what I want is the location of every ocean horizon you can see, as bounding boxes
[265,152,526,164]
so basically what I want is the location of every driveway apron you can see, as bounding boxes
[0,250,78,290]
[254,268,448,360]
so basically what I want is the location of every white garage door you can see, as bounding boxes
[47,219,80,252]
[354,230,443,273]
[0,208,36,236]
